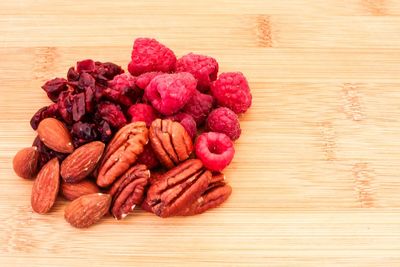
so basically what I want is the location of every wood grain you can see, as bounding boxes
[1,0,400,266]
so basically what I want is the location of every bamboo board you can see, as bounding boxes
[1,1,400,266]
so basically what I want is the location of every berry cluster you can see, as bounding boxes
[32,38,252,172]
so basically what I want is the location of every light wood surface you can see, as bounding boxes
[1,1,400,266]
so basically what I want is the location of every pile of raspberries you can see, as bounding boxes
[32,38,252,172]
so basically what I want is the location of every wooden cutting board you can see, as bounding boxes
[1,1,400,266]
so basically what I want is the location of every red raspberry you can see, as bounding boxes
[166,113,197,139]
[145,72,196,115]
[176,53,218,92]
[182,90,214,125]
[135,71,164,90]
[211,72,252,114]
[106,73,140,106]
[206,107,241,141]
[137,144,160,169]
[128,38,176,76]
[127,103,158,127]
[195,132,235,171]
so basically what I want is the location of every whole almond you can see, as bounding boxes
[13,146,40,179]
[61,180,100,201]
[64,193,111,228]
[37,118,74,153]
[31,158,60,214]
[61,141,105,183]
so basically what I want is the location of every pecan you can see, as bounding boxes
[149,119,193,169]
[109,164,150,219]
[144,159,211,217]
[97,122,148,187]
[179,178,232,216]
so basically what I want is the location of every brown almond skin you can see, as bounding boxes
[37,118,74,153]
[61,141,105,183]
[61,180,100,201]
[13,146,40,179]
[31,158,60,214]
[64,193,111,228]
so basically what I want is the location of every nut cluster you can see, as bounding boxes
[14,119,231,228]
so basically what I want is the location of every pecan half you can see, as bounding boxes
[179,179,232,216]
[109,164,150,219]
[144,159,211,217]
[149,119,193,169]
[97,122,148,187]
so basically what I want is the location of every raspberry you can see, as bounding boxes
[206,107,241,141]
[106,73,141,106]
[145,72,196,115]
[135,71,164,90]
[128,38,176,76]
[137,144,160,169]
[127,103,158,127]
[182,90,214,125]
[195,132,235,171]
[211,72,252,114]
[176,53,218,91]
[166,113,197,139]
[96,102,127,129]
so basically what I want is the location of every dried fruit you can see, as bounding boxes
[128,38,176,76]
[31,158,60,214]
[96,102,127,129]
[176,53,219,91]
[37,118,74,153]
[105,73,140,107]
[195,132,235,171]
[149,119,193,169]
[41,78,68,102]
[182,90,214,125]
[97,122,148,187]
[127,103,158,127]
[61,141,105,183]
[135,71,163,90]
[206,107,241,140]
[30,103,59,130]
[71,122,99,147]
[166,113,197,140]
[109,164,150,219]
[144,159,211,217]
[13,147,40,179]
[61,180,100,201]
[211,72,252,114]
[145,73,196,115]
[76,59,95,73]
[64,193,111,228]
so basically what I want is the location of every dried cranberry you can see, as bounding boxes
[93,62,123,84]
[71,93,86,122]
[77,59,95,73]
[97,102,127,129]
[57,91,73,124]
[67,67,79,82]
[85,86,95,113]
[30,103,59,130]
[32,136,68,169]
[97,120,113,143]
[77,72,96,92]
[41,78,68,102]
[71,122,98,147]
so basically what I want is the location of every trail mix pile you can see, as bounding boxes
[13,38,252,228]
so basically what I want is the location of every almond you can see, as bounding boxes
[13,146,40,179]
[64,193,111,228]
[37,118,74,153]
[61,141,105,183]
[31,158,60,214]
[61,180,100,201]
